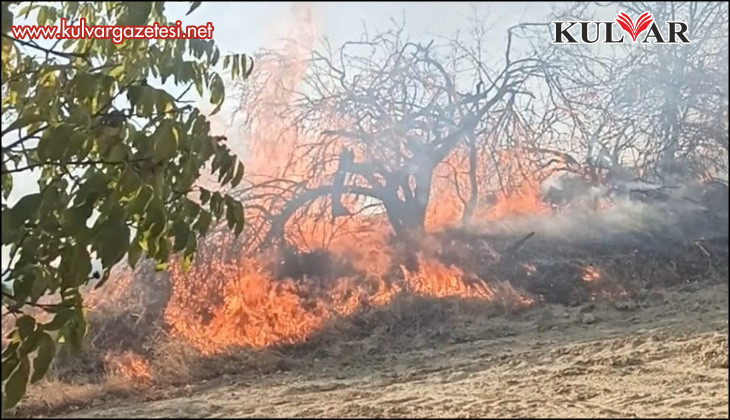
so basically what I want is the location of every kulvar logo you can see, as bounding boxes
[552,11,691,44]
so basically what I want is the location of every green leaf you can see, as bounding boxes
[59,243,92,290]
[143,197,167,244]
[231,161,245,187]
[209,73,224,114]
[187,1,202,16]
[211,48,220,66]
[194,210,212,235]
[30,333,55,383]
[127,239,143,269]
[30,267,51,302]
[199,188,211,204]
[3,207,25,245]
[119,167,143,197]
[63,201,94,233]
[210,192,222,217]
[153,122,179,162]
[3,353,30,409]
[125,2,152,26]
[154,89,176,114]
[154,236,171,269]
[60,313,86,356]
[194,77,204,98]
[224,196,237,228]
[233,201,244,236]
[38,124,72,160]
[231,55,239,79]
[11,271,32,304]
[127,85,144,107]
[66,130,89,160]
[19,329,42,354]
[40,308,74,331]
[10,193,41,219]
[37,6,48,26]
[170,220,191,252]
[180,253,193,271]
[4,111,44,134]
[127,184,154,217]
[1,353,19,382]
[1,167,12,199]
[241,54,254,78]
[94,216,130,268]
[1,2,252,399]
[109,65,125,79]
[15,316,36,339]
[1,5,13,34]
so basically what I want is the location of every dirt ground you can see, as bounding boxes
[56,282,728,418]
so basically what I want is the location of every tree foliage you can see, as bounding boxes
[1,1,252,411]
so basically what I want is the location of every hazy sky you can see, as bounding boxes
[165,2,551,56]
[166,1,556,141]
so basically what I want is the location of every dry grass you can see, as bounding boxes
[10,283,530,417]
[5,215,727,418]
[14,375,137,417]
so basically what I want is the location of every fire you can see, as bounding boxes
[83,4,585,367]
[582,265,601,282]
[164,247,529,355]
[425,146,552,231]
[401,258,493,299]
[487,178,549,220]
[104,351,152,385]
[158,4,550,357]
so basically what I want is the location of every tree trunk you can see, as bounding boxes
[463,133,479,225]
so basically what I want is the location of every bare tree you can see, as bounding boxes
[226,2,727,256]
[544,1,729,184]
[234,20,548,250]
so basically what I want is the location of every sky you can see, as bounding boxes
[169,1,558,150]
[168,1,554,123]
[167,2,551,57]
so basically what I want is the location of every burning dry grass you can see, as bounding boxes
[8,129,728,418]
[6,5,729,416]
[103,352,153,385]
[12,201,727,417]
[161,244,534,356]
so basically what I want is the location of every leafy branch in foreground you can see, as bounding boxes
[1,1,252,411]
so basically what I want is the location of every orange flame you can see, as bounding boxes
[104,351,152,385]
[88,5,587,365]
[158,8,552,356]
[163,249,537,355]
[582,265,601,282]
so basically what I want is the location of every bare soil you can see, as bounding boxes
[55,281,728,419]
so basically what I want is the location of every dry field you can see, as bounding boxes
[48,281,727,419]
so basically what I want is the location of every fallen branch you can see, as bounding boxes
[502,231,536,258]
